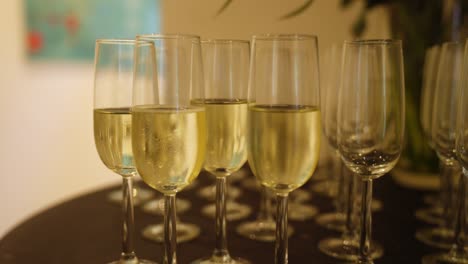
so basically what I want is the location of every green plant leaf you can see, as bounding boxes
[279,0,315,20]
[215,0,233,16]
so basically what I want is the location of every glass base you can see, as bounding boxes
[142,222,200,243]
[310,181,338,198]
[141,198,191,216]
[422,252,468,264]
[415,207,444,225]
[288,203,319,221]
[316,212,346,232]
[107,188,154,206]
[318,237,384,261]
[236,220,294,242]
[191,255,251,264]
[197,185,241,201]
[416,227,455,249]
[201,201,251,221]
[108,258,158,264]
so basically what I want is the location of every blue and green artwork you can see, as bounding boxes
[25,0,160,60]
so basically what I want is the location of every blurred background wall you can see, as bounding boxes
[0,0,389,237]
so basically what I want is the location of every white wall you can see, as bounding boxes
[0,0,117,237]
[0,0,389,237]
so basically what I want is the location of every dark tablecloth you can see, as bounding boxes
[0,167,437,264]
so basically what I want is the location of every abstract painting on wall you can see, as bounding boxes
[24,0,160,60]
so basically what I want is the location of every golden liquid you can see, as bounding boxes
[132,105,206,194]
[94,108,135,177]
[248,105,321,194]
[194,99,248,177]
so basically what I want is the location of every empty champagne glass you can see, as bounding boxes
[421,41,467,264]
[318,43,383,261]
[417,42,464,250]
[93,39,156,264]
[338,39,405,264]
[315,44,347,231]
[248,34,321,264]
[132,34,206,264]
[191,39,250,264]
[415,45,450,225]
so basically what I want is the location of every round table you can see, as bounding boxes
[0,167,437,263]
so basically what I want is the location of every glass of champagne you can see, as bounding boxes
[93,39,156,264]
[248,34,321,264]
[338,39,405,264]
[421,41,467,264]
[191,39,250,264]
[417,42,464,250]
[132,34,206,264]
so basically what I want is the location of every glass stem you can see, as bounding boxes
[259,186,273,221]
[334,152,346,213]
[358,179,374,264]
[449,167,467,258]
[275,193,289,264]
[164,194,177,264]
[442,162,455,230]
[343,172,357,241]
[213,176,231,261]
[121,177,137,261]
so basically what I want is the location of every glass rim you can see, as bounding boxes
[136,33,201,41]
[201,39,249,44]
[95,39,152,46]
[344,39,402,46]
[252,34,318,41]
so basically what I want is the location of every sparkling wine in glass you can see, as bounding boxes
[93,39,157,264]
[247,34,321,264]
[338,39,405,264]
[132,34,206,264]
[191,39,251,264]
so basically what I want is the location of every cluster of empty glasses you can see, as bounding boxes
[412,41,468,264]
[92,33,468,264]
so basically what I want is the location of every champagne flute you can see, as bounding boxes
[315,44,347,230]
[421,41,467,264]
[191,39,250,264]
[248,34,321,264]
[132,34,206,264]
[93,39,156,264]
[338,39,405,264]
[417,42,464,250]
[415,45,447,225]
[318,43,383,260]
